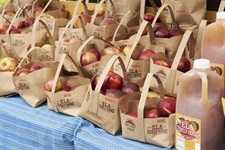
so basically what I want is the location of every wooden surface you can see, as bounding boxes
[59,1,217,22]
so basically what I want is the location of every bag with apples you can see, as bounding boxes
[2,4,48,59]
[55,15,87,74]
[75,35,120,79]
[114,20,165,88]
[120,73,176,148]
[160,0,206,39]
[79,55,141,135]
[88,0,126,41]
[45,53,90,116]
[11,16,59,107]
[109,10,141,47]
[12,45,59,108]
[149,30,193,97]
[34,0,69,40]
[0,41,21,97]
[150,4,186,59]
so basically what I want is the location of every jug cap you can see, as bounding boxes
[217,12,225,19]
[193,59,210,69]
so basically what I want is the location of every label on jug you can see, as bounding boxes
[210,63,224,92]
[175,113,201,150]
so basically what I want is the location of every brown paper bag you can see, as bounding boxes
[11,15,59,107]
[55,15,87,73]
[114,20,165,88]
[111,0,141,22]
[120,73,175,148]
[160,0,206,38]
[0,42,21,96]
[150,30,193,96]
[88,0,126,41]
[110,10,140,46]
[12,46,59,108]
[79,55,141,135]
[34,0,69,40]
[46,53,90,116]
[75,35,115,79]
[3,5,48,58]
[151,4,184,59]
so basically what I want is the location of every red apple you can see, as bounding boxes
[29,64,42,72]
[138,49,155,60]
[62,84,72,92]
[154,60,170,68]
[101,46,122,56]
[99,18,117,26]
[92,71,123,92]
[44,78,63,92]
[16,68,31,76]
[0,57,18,72]
[157,97,176,117]
[24,17,35,27]
[169,29,184,37]
[144,13,155,24]
[69,37,83,44]
[13,20,25,29]
[34,7,44,14]
[123,45,142,60]
[0,23,9,33]
[153,26,170,38]
[74,14,91,28]
[62,38,70,42]
[171,57,191,73]
[105,88,124,98]
[127,112,137,118]
[121,82,140,95]
[145,108,160,118]
[9,28,21,34]
[80,51,99,66]
[89,49,101,61]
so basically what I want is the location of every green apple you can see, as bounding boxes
[0,0,11,6]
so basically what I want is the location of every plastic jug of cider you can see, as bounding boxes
[175,59,224,150]
[201,11,225,94]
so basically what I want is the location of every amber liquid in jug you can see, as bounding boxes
[201,11,225,94]
[175,59,224,150]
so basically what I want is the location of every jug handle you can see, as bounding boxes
[200,74,211,106]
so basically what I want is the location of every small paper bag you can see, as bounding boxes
[120,73,175,148]
[46,53,90,116]
[79,55,141,135]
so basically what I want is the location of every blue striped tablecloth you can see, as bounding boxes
[1,95,223,150]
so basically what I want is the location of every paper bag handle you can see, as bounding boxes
[218,0,225,12]
[72,0,89,19]
[55,15,86,60]
[124,20,155,67]
[170,30,192,70]
[137,73,164,141]
[151,4,178,29]
[111,10,137,43]
[89,0,117,37]
[75,35,114,67]
[194,20,208,59]
[95,55,129,93]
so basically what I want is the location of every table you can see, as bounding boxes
[0,95,223,150]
